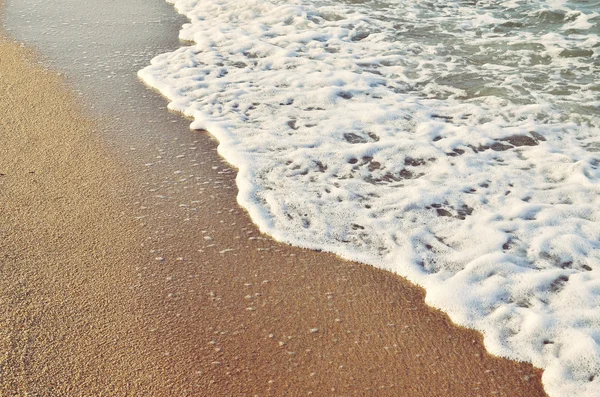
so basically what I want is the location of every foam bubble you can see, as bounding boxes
[140,1,600,395]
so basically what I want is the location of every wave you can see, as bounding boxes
[139,1,600,395]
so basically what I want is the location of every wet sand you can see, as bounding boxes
[0,1,549,396]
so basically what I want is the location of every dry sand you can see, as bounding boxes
[0,15,549,397]
[0,33,165,395]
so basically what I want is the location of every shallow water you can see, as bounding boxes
[2,0,190,149]
[138,1,600,396]
[3,0,599,395]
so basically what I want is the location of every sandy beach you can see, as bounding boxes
[0,1,550,396]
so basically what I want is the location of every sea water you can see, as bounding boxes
[138,1,600,395]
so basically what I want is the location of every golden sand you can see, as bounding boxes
[0,21,548,397]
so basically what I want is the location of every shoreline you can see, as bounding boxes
[0,2,550,395]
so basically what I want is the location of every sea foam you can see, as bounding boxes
[139,1,600,395]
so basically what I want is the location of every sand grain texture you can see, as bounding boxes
[0,35,157,395]
[0,14,549,397]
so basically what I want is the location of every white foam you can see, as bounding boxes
[139,1,600,395]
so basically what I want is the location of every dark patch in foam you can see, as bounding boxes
[302,218,310,228]
[344,133,368,144]
[469,134,542,153]
[313,160,327,173]
[516,300,531,308]
[404,157,426,167]
[368,161,381,171]
[242,51,259,59]
[530,131,546,142]
[351,31,370,42]
[364,169,420,185]
[367,132,380,142]
[425,203,474,220]
[447,148,465,157]
[436,208,453,217]
[456,204,474,219]
[560,261,573,269]
[503,238,514,251]
[347,155,430,185]
[550,275,569,293]
[502,135,539,147]
[490,142,514,152]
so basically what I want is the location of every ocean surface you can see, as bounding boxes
[140,0,596,395]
